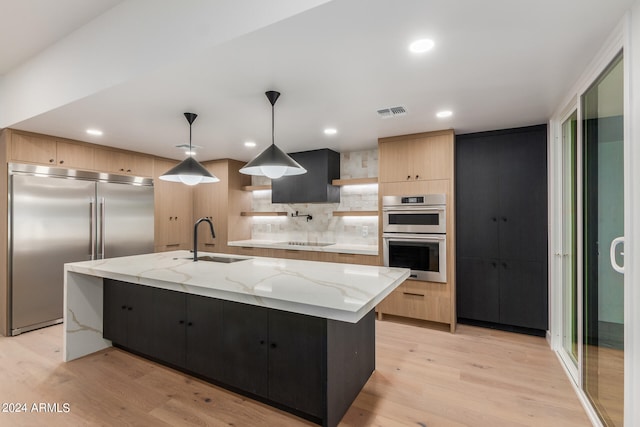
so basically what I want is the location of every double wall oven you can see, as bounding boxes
[382,194,447,283]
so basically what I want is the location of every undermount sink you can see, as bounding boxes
[180,255,251,263]
[280,241,335,247]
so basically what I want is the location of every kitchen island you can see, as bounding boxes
[64,251,409,427]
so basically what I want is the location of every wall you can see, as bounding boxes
[250,149,378,245]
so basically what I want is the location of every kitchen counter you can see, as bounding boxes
[63,250,408,361]
[228,239,378,255]
[63,251,408,427]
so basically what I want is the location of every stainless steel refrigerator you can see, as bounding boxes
[8,163,154,336]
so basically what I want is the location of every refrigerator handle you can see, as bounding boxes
[89,199,95,260]
[610,236,625,274]
[100,198,106,259]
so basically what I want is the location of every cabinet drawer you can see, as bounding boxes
[378,281,450,323]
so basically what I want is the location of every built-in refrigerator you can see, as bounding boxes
[8,163,154,336]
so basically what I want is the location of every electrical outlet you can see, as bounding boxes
[362,225,368,237]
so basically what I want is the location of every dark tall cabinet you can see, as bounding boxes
[456,125,548,332]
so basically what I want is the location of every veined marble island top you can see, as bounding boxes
[65,249,408,324]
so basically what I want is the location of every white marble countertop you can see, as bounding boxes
[228,239,378,256]
[65,250,408,323]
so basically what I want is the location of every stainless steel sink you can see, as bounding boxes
[178,255,251,263]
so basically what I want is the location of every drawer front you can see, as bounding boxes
[378,284,450,323]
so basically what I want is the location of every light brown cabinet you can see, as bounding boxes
[377,129,456,332]
[378,130,454,183]
[10,131,95,170]
[154,159,193,252]
[193,159,251,254]
[95,148,153,177]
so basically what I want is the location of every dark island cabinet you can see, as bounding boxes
[103,279,374,427]
[103,279,154,355]
[456,125,548,333]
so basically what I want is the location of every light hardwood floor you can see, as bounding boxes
[0,319,590,426]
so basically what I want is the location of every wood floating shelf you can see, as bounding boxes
[333,211,379,217]
[331,177,378,186]
[241,211,287,217]
[242,185,272,191]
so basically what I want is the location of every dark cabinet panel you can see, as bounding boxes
[221,300,269,397]
[456,136,500,259]
[151,288,187,368]
[268,310,325,418]
[456,125,548,332]
[456,257,500,323]
[499,260,547,330]
[103,279,154,355]
[185,294,224,381]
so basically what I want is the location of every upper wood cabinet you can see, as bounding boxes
[193,159,251,253]
[94,148,153,177]
[10,131,95,170]
[379,130,454,183]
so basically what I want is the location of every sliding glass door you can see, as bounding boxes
[582,52,624,427]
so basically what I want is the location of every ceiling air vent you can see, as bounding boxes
[377,106,407,119]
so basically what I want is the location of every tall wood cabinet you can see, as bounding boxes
[153,159,193,252]
[376,129,457,332]
[193,159,251,254]
[456,125,548,333]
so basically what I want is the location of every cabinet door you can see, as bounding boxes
[412,134,452,181]
[499,260,547,330]
[378,139,413,183]
[125,284,155,355]
[268,310,325,418]
[497,128,547,262]
[154,159,193,249]
[11,133,57,165]
[56,141,95,170]
[152,288,187,368]
[193,161,227,250]
[456,257,500,323]
[456,135,500,259]
[221,301,268,397]
[185,294,224,380]
[130,154,154,177]
[103,279,129,344]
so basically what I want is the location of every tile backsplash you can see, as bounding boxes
[250,149,379,245]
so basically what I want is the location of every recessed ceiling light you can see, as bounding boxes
[244,141,257,148]
[86,129,103,136]
[324,128,337,135]
[409,39,434,53]
[436,110,453,118]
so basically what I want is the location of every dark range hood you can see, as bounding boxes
[271,148,340,203]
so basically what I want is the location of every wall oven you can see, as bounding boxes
[382,194,446,234]
[382,194,447,283]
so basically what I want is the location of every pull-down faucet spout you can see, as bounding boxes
[193,217,215,261]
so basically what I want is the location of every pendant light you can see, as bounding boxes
[160,113,219,185]
[239,91,306,179]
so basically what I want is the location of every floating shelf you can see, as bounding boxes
[241,211,287,217]
[333,211,378,217]
[242,185,272,191]
[332,177,378,186]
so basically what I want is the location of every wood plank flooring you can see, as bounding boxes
[0,319,591,426]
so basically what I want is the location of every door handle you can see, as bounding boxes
[610,236,625,274]
[89,200,95,260]
[99,198,106,259]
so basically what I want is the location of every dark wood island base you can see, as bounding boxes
[103,278,375,427]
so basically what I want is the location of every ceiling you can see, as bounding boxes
[0,0,633,162]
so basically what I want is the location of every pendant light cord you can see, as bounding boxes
[271,103,275,146]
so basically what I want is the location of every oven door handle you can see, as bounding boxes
[383,206,445,212]
[383,233,446,241]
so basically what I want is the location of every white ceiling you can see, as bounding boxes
[0,0,634,162]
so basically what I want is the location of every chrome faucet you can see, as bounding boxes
[193,217,215,261]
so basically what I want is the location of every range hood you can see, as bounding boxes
[271,148,340,204]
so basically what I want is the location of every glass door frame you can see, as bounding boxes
[549,17,634,426]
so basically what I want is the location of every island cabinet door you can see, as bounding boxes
[185,294,224,380]
[103,279,154,356]
[268,310,326,419]
[151,288,187,368]
[220,301,269,397]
